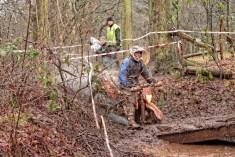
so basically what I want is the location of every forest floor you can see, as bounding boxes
[0,58,235,157]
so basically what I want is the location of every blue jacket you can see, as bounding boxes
[119,56,154,87]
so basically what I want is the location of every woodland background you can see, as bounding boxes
[0,0,235,156]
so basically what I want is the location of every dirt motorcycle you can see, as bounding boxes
[131,82,164,124]
[95,75,164,126]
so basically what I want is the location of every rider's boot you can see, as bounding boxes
[127,109,142,129]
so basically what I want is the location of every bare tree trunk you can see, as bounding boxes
[35,0,48,45]
[219,19,224,60]
[121,0,132,57]
[209,1,219,62]
[148,0,174,70]
[226,0,230,32]
[49,0,64,46]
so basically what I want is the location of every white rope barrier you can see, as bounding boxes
[10,29,235,53]
[52,29,235,49]
[69,41,178,61]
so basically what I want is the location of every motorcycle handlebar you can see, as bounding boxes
[131,81,163,92]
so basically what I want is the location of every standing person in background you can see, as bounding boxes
[106,17,121,69]
[95,36,110,68]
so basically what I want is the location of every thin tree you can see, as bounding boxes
[35,0,49,45]
[121,0,132,56]
[226,0,230,32]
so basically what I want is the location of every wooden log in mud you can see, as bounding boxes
[108,113,128,126]
[171,31,215,51]
[183,51,219,59]
[185,66,233,79]
[156,115,235,144]
[183,59,203,67]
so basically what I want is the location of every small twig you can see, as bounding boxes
[22,0,32,67]
[53,62,76,77]
[86,58,100,129]
[56,0,65,28]
[101,116,114,157]
[95,59,118,77]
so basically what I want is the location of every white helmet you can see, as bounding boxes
[129,46,145,62]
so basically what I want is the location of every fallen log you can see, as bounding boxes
[171,31,215,51]
[108,113,128,126]
[156,115,235,144]
[183,51,219,59]
[185,66,233,79]
[183,59,203,67]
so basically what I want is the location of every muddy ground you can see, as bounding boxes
[1,67,235,157]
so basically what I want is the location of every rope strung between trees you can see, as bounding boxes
[51,29,235,49]
[69,41,178,60]
[11,29,235,53]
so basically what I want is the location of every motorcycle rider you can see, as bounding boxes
[119,46,156,129]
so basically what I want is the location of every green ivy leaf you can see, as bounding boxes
[37,73,43,80]
[217,2,225,10]
[49,91,57,100]
[0,49,6,56]
[187,0,193,4]
[41,62,47,70]
[224,81,230,87]
[83,66,91,74]
[17,54,22,62]
[26,50,39,58]
[49,102,61,111]
[175,70,181,79]
[208,72,214,80]
[230,16,235,21]
[13,37,24,43]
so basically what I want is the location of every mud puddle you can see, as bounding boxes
[143,142,235,157]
